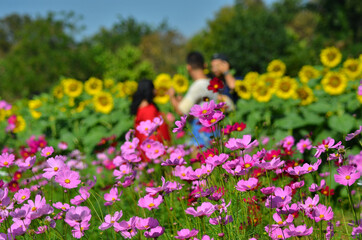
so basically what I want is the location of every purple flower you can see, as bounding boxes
[174,228,199,239]
[346,126,362,141]
[17,156,36,170]
[65,206,91,227]
[334,165,360,186]
[70,187,90,205]
[144,226,165,238]
[43,157,67,180]
[136,217,159,230]
[209,215,233,225]
[205,153,229,167]
[185,202,215,217]
[235,178,258,192]
[285,224,313,237]
[136,120,157,136]
[309,179,326,192]
[53,202,70,211]
[199,111,225,127]
[24,194,53,220]
[257,157,285,170]
[173,115,188,133]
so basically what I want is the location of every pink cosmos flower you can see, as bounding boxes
[72,221,90,239]
[17,156,36,170]
[104,187,122,206]
[185,202,215,217]
[265,186,293,209]
[136,217,159,230]
[235,178,258,192]
[54,170,81,189]
[121,138,139,155]
[113,164,133,179]
[65,206,91,227]
[70,187,90,205]
[144,226,165,238]
[58,141,68,150]
[173,165,194,180]
[138,194,163,211]
[282,136,295,150]
[14,188,31,204]
[199,111,225,127]
[272,213,294,227]
[43,157,67,180]
[146,177,183,195]
[189,100,216,118]
[205,153,229,167]
[310,204,333,222]
[136,120,157,136]
[314,138,342,158]
[25,194,53,220]
[99,211,123,230]
[209,215,233,225]
[53,202,70,211]
[346,126,362,141]
[174,228,199,239]
[173,115,188,133]
[41,146,54,157]
[0,153,15,168]
[141,140,165,160]
[296,139,313,153]
[257,157,285,170]
[265,226,290,240]
[285,224,313,237]
[334,165,360,186]
[260,186,275,195]
[309,179,326,192]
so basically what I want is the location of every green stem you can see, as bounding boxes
[347,185,359,226]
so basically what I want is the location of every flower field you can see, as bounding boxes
[0,47,361,239]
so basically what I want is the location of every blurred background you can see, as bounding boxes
[0,0,361,100]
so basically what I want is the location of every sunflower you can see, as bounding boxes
[30,110,41,119]
[244,72,259,82]
[53,85,64,99]
[154,86,170,104]
[252,83,273,102]
[154,73,172,89]
[321,72,347,95]
[85,77,103,95]
[320,47,342,68]
[343,58,362,80]
[113,82,126,98]
[104,79,115,89]
[235,80,251,100]
[124,81,138,96]
[259,73,279,93]
[298,65,320,84]
[275,76,298,99]
[296,86,314,105]
[93,92,114,114]
[172,74,189,93]
[63,79,83,98]
[267,59,286,77]
[28,99,42,109]
[13,115,26,133]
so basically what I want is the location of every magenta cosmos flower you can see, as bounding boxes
[189,100,216,118]
[14,188,31,204]
[43,157,67,180]
[0,152,15,168]
[185,202,215,217]
[99,211,123,230]
[199,111,225,128]
[41,146,54,157]
[334,165,360,186]
[173,115,188,133]
[285,224,313,237]
[144,226,165,238]
[65,206,91,227]
[136,120,157,136]
[174,228,199,239]
[296,139,313,154]
[54,170,81,189]
[104,187,122,206]
[346,126,362,141]
[138,194,163,211]
[310,204,333,222]
[235,178,258,192]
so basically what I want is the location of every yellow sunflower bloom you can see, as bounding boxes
[93,92,114,114]
[235,80,251,100]
[154,73,172,89]
[53,85,64,99]
[63,79,83,98]
[252,83,273,102]
[275,76,298,99]
[13,115,26,133]
[321,72,348,95]
[267,59,286,77]
[172,74,189,93]
[259,73,279,93]
[0,109,6,121]
[320,47,342,68]
[244,72,259,82]
[30,110,42,119]
[296,86,314,105]
[343,58,362,80]
[154,86,170,104]
[85,77,103,95]
[298,65,320,84]
[104,79,115,89]
[124,81,138,96]
[28,99,42,109]
[113,82,126,98]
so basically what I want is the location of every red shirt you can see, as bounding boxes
[134,104,171,146]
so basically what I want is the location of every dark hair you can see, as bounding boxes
[211,53,229,63]
[186,51,205,70]
[130,79,157,115]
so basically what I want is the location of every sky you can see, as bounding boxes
[0,0,276,39]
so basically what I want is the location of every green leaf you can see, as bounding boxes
[327,115,356,134]
[274,113,305,130]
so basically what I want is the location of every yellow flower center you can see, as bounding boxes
[3,161,8,166]
[210,119,216,123]
[278,221,283,225]
[308,167,313,171]
[345,175,351,180]
[319,214,324,218]
[147,144,151,148]
[112,197,116,201]
[245,163,251,168]
[31,207,37,212]
[181,173,186,177]
[277,235,283,239]
[54,167,59,171]
[149,203,155,207]
[155,149,159,153]
[21,196,26,200]
[65,179,70,184]
[202,110,207,114]
[46,152,51,156]
[214,84,219,89]
[61,207,66,210]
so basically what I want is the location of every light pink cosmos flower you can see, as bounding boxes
[265,226,290,240]
[54,170,81,189]
[144,226,165,238]
[138,194,163,211]
[314,138,342,158]
[65,206,91,227]
[296,139,313,153]
[185,202,215,217]
[199,111,225,127]
[41,146,54,157]
[114,164,133,179]
[271,213,294,228]
[136,120,157,136]
[205,153,229,167]
[53,202,70,211]
[43,157,67,180]
[70,187,90,205]
[309,179,326,192]
[310,204,333,222]
[146,177,183,195]
[174,228,199,239]
[114,216,138,236]
[282,136,295,150]
[25,194,53,220]
[58,141,68,150]
[173,165,194,181]
[285,224,313,237]
[265,186,293,209]
[0,153,15,168]
[189,100,216,118]
[346,126,362,141]
[235,178,258,192]
[334,165,360,186]
[104,187,122,206]
[136,217,159,230]
[72,221,90,239]
[99,211,123,230]
[141,140,165,160]
[257,157,285,170]
[173,115,188,133]
[121,138,139,155]
[260,186,275,195]
[209,215,233,225]
[14,188,31,204]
